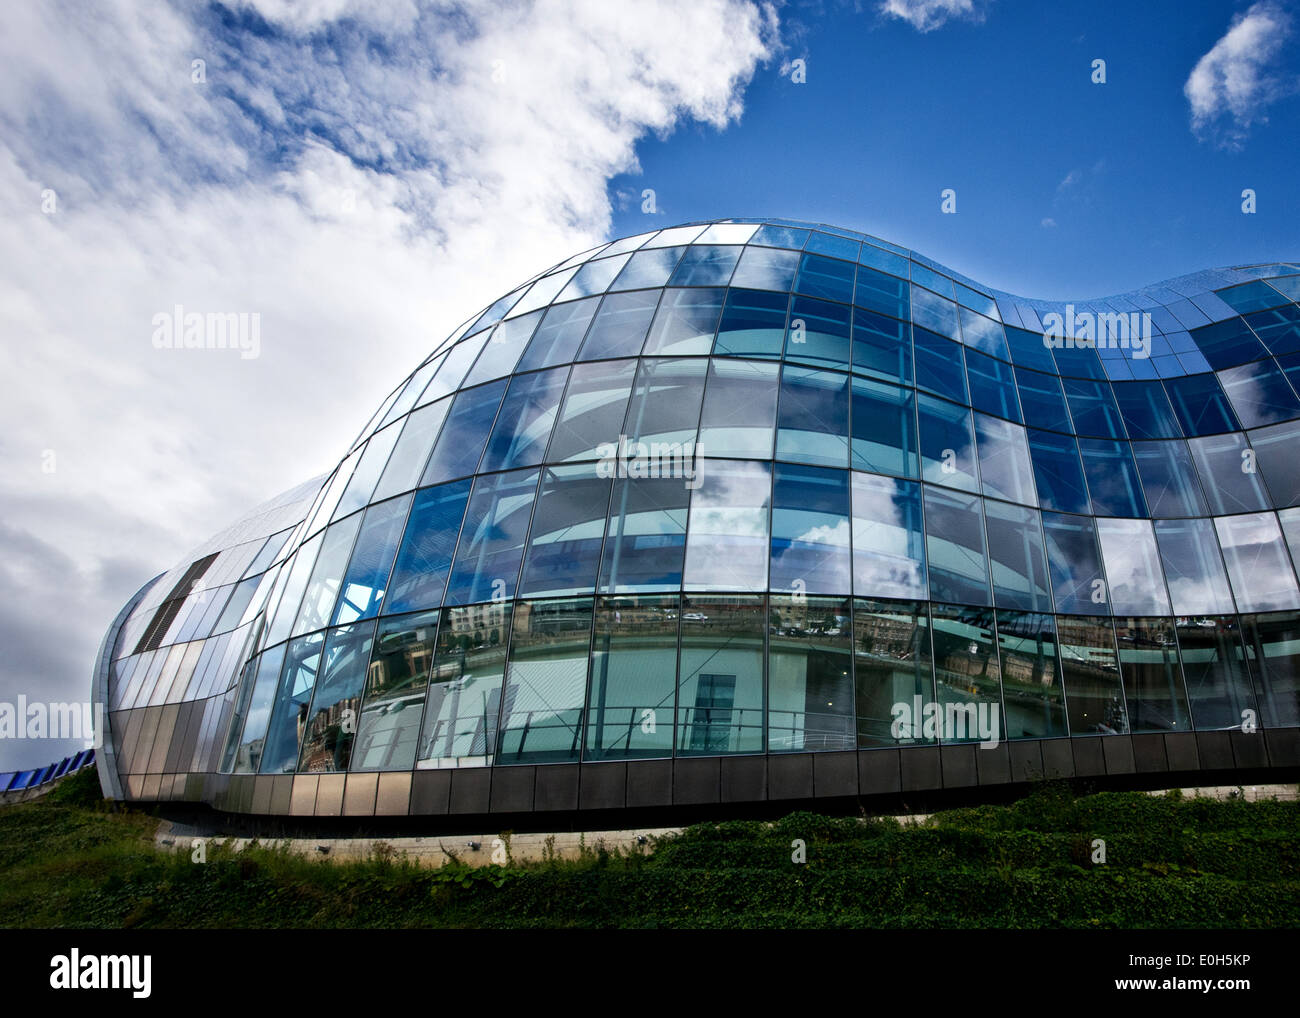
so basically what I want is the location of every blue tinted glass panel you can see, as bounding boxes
[1188,433,1270,514]
[911,286,958,339]
[382,479,472,615]
[854,266,910,320]
[1131,440,1207,517]
[750,225,808,249]
[1051,341,1107,380]
[516,296,598,372]
[332,495,412,626]
[1014,366,1072,433]
[984,500,1051,611]
[609,246,685,291]
[770,464,851,595]
[730,246,799,291]
[851,473,926,600]
[697,358,779,459]
[545,359,637,462]
[1215,281,1288,314]
[518,464,613,598]
[1111,381,1183,439]
[371,398,451,502]
[966,349,1021,422]
[851,308,912,384]
[462,311,540,387]
[794,253,855,303]
[479,367,568,473]
[1154,517,1235,614]
[851,377,917,478]
[668,245,741,287]
[259,631,324,773]
[598,476,690,593]
[973,413,1036,505]
[1164,373,1241,436]
[1244,304,1300,355]
[917,394,978,492]
[959,307,1009,359]
[713,288,788,359]
[1027,429,1089,515]
[805,231,861,260]
[420,379,507,485]
[1004,326,1057,373]
[621,357,707,446]
[785,296,851,369]
[683,459,771,592]
[1041,512,1106,615]
[913,327,968,403]
[1062,378,1124,438]
[1096,519,1171,616]
[443,469,538,605]
[922,485,990,606]
[1215,513,1300,612]
[642,287,725,356]
[1250,419,1300,507]
[1078,438,1147,517]
[1217,359,1300,428]
[775,366,850,467]
[577,290,661,360]
[1190,318,1268,370]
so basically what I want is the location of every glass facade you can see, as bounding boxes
[95,219,1300,812]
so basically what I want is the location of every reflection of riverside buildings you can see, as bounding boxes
[94,219,1300,818]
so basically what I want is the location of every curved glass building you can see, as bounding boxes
[93,218,1300,820]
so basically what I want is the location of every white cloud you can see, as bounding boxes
[0,0,777,767]
[1040,217,1057,228]
[879,0,985,33]
[1184,1,1294,148]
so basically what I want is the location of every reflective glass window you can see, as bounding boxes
[853,266,909,320]
[851,308,912,385]
[418,330,491,405]
[1190,317,1267,369]
[922,485,990,606]
[371,398,451,502]
[609,246,686,291]
[1004,326,1058,373]
[598,475,690,594]
[775,366,850,467]
[1164,372,1240,436]
[1052,341,1107,380]
[984,500,1051,611]
[959,308,1009,360]
[973,413,1036,505]
[750,224,809,250]
[1056,615,1127,735]
[621,358,707,446]
[559,254,633,300]
[420,379,507,485]
[478,367,567,473]
[683,459,771,592]
[642,287,724,357]
[462,310,540,387]
[770,464,852,595]
[1113,617,1190,734]
[853,599,934,747]
[418,602,512,767]
[545,358,637,462]
[1244,303,1300,355]
[382,479,472,615]
[297,620,375,772]
[1079,438,1147,517]
[851,377,917,478]
[995,611,1067,739]
[1096,518,1171,615]
[1112,380,1183,439]
[1014,367,1072,433]
[576,290,660,360]
[768,594,854,752]
[1027,429,1089,515]
[1251,419,1300,507]
[332,423,401,522]
[1215,512,1300,612]
[1154,517,1236,614]
[1131,440,1207,518]
[794,253,855,303]
[1041,512,1107,615]
[332,495,411,626]
[518,464,612,598]
[1188,433,1270,514]
[585,595,678,760]
[918,394,978,492]
[913,327,968,403]
[263,535,322,648]
[911,286,958,339]
[1062,378,1124,438]
[1175,617,1258,732]
[713,288,788,359]
[929,604,1003,744]
[677,594,765,754]
[729,246,799,292]
[805,232,860,260]
[851,472,926,600]
[228,644,287,773]
[443,469,538,605]
[293,514,362,637]
[785,296,851,369]
[259,630,325,773]
[498,597,594,763]
[352,610,439,772]
[516,296,598,372]
[1239,611,1300,727]
[1217,358,1300,429]
[697,358,779,459]
[669,245,741,287]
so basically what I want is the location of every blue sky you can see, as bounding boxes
[613,0,1300,300]
[0,0,1295,768]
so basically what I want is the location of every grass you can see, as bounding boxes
[0,768,1297,928]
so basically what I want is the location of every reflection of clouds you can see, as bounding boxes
[684,459,770,589]
[851,474,925,597]
[1097,518,1170,614]
[1214,512,1300,611]
[1219,361,1293,428]
[730,248,799,290]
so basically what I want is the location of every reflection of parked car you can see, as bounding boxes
[682,612,709,622]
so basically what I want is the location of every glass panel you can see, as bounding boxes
[750,224,808,250]
[516,296,598,372]
[1217,359,1300,428]
[228,644,287,773]
[911,286,958,339]
[517,463,611,598]
[259,630,325,773]
[996,611,1067,739]
[622,358,707,446]
[918,394,978,492]
[418,602,512,767]
[1027,429,1089,515]
[929,604,1003,744]
[1079,438,1147,517]
[851,308,911,384]
[1004,326,1057,373]
[1056,615,1127,734]
[418,329,490,405]
[293,515,362,637]
[676,594,765,754]
[697,358,779,459]
[851,376,916,478]
[973,413,1036,505]
[263,535,322,648]
[462,310,540,387]
[1131,440,1207,517]
[1215,512,1300,612]
[1041,512,1107,615]
[1240,611,1300,727]
[1190,317,1267,368]
[853,266,909,320]
[609,246,685,291]
[1175,617,1258,732]
[1062,378,1124,438]
[922,485,990,606]
[1164,373,1240,436]
[794,253,855,303]
[851,473,926,600]
[498,597,593,763]
[853,598,934,747]
[584,594,678,760]
[1251,419,1300,507]
[479,366,567,472]
[577,290,660,360]
[713,288,788,359]
[683,459,771,592]
[381,479,472,615]
[1096,518,1171,615]
[419,379,507,485]
[1112,381,1183,440]
[351,610,438,772]
[1112,617,1190,733]
[1188,433,1270,514]
[775,366,850,467]
[443,469,538,606]
[984,500,1051,611]
[1014,367,1072,433]
[641,287,724,356]
[1245,303,1300,354]
[769,463,852,595]
[297,621,375,772]
[669,245,741,287]
[332,423,401,522]
[785,296,851,369]
[966,350,1020,422]
[332,495,411,626]
[913,328,967,402]
[768,594,854,751]
[729,246,799,292]
[556,252,632,303]
[959,308,1009,359]
[545,358,637,462]
[372,398,451,502]
[1154,517,1236,614]
[598,475,689,593]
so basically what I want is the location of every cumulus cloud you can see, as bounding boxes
[1184,1,1295,148]
[0,0,777,767]
[879,0,986,33]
